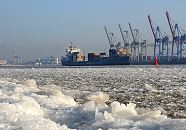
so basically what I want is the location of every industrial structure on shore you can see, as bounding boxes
[35,56,59,66]
[62,11,186,66]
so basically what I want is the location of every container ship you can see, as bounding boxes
[61,44,130,66]
[61,25,132,66]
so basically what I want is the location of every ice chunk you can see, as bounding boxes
[12,79,21,84]
[139,110,167,120]
[144,83,157,92]
[0,103,18,122]
[22,79,37,87]
[111,101,137,118]
[104,111,114,122]
[15,115,73,130]
[14,86,25,94]
[87,92,109,105]
[111,101,121,113]
[82,101,96,111]
[42,88,65,97]
[50,94,76,107]
[31,89,76,109]
[22,79,40,92]
[95,107,105,121]
[16,96,44,116]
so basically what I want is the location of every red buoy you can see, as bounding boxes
[154,57,159,65]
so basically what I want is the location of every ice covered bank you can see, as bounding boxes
[0,79,186,130]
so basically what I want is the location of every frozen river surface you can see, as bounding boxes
[0,65,186,130]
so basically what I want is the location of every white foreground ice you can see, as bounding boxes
[0,77,186,130]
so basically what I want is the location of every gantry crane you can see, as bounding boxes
[118,24,130,49]
[148,15,169,61]
[104,26,121,57]
[128,23,139,61]
[104,26,114,50]
[166,11,186,60]
[128,23,147,61]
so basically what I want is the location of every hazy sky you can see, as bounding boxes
[0,0,186,61]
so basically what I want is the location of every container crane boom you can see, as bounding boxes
[148,15,156,40]
[128,23,135,42]
[166,11,174,40]
[104,26,112,49]
[166,11,175,58]
[118,24,126,47]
